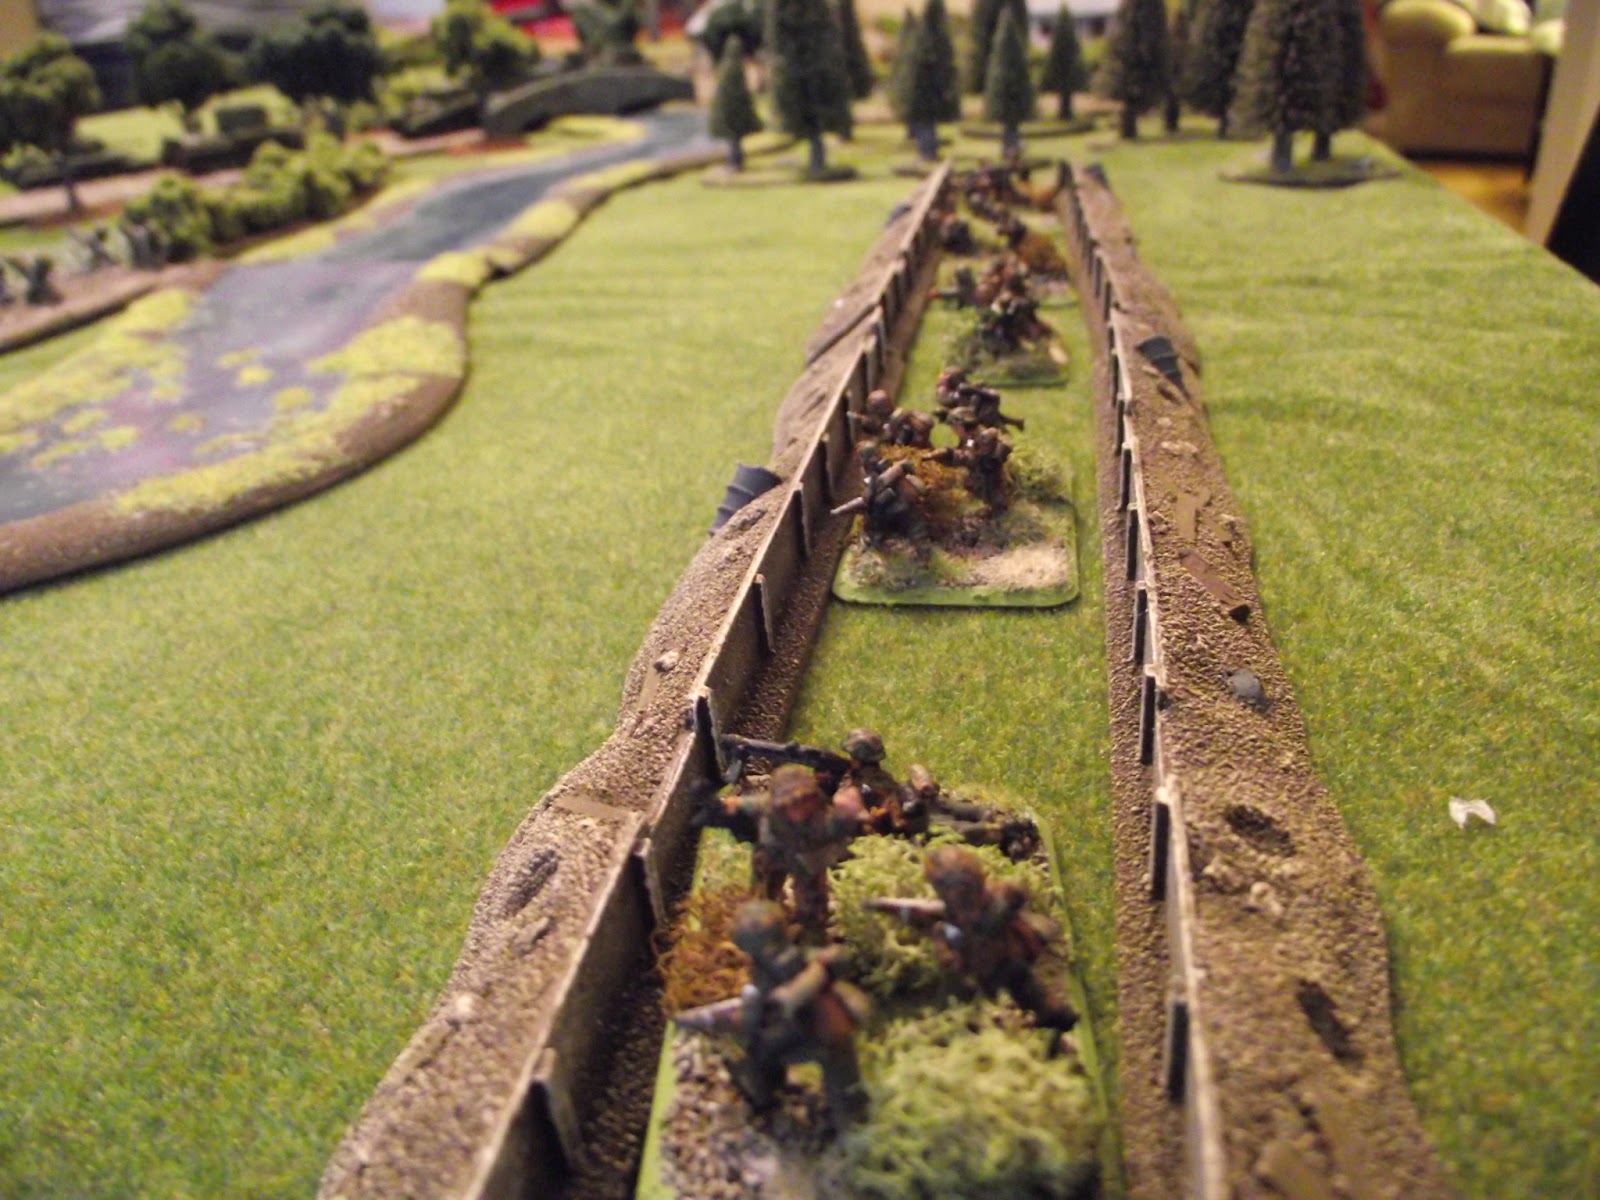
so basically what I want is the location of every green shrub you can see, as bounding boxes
[124,175,214,259]
[842,999,1101,1198]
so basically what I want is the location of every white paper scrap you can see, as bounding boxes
[1448,798,1497,829]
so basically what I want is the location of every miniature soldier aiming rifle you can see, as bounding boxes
[867,844,1077,1033]
[720,731,930,839]
[935,368,1025,433]
[831,442,928,552]
[4,256,60,306]
[846,389,895,443]
[674,900,870,1123]
[931,426,1013,510]
[69,226,118,272]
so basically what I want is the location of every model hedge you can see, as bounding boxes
[125,0,231,133]
[1181,0,1255,136]
[708,37,762,170]
[904,0,959,162]
[1038,6,1089,120]
[0,35,101,214]
[1096,0,1172,139]
[983,6,1036,157]
[248,0,384,119]
[766,0,855,176]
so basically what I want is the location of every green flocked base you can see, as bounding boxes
[832,493,1078,609]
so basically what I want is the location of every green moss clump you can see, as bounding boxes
[415,250,494,290]
[506,199,580,242]
[311,316,464,380]
[61,407,108,435]
[1008,439,1071,504]
[842,1000,1100,1198]
[98,426,140,451]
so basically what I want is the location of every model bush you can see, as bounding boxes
[1181,0,1255,135]
[126,0,232,133]
[1096,0,1171,138]
[842,999,1101,1198]
[123,134,388,258]
[0,34,101,214]
[1229,0,1336,170]
[571,0,644,65]
[965,0,1025,94]
[837,0,876,99]
[248,0,384,119]
[1039,6,1089,120]
[694,0,766,59]
[765,0,855,175]
[708,37,763,170]
[903,0,959,161]
[432,0,539,104]
[983,6,1035,157]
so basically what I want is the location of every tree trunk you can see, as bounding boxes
[1001,123,1020,159]
[808,133,827,174]
[1120,105,1138,140]
[1312,130,1332,161]
[1164,92,1179,134]
[1218,110,1230,139]
[1059,89,1074,121]
[727,137,745,172]
[1270,128,1294,172]
[914,121,939,162]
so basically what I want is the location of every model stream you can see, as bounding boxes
[0,109,712,525]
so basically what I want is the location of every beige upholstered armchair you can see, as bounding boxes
[1370,0,1553,156]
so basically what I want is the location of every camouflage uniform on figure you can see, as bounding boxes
[831,442,929,551]
[933,426,1013,509]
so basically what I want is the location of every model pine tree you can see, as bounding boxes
[1230,0,1337,170]
[766,0,855,174]
[983,6,1034,157]
[1181,0,1255,136]
[1313,0,1365,159]
[709,36,763,169]
[905,0,959,159]
[249,0,383,114]
[126,0,230,133]
[432,0,539,104]
[1039,7,1088,120]
[836,0,875,100]
[966,0,1026,94]
[1096,0,1171,139]
[1165,1,1191,132]
[888,7,920,137]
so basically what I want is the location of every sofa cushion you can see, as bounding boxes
[1440,0,1533,32]
[1443,34,1549,101]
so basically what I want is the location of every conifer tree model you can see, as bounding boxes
[1097,0,1171,139]
[888,8,920,139]
[837,0,875,100]
[905,0,959,159]
[766,0,855,175]
[1039,6,1089,120]
[126,0,230,133]
[1230,0,1335,171]
[432,0,539,105]
[966,0,1026,94]
[1165,1,1191,132]
[249,0,383,118]
[1314,0,1364,159]
[983,6,1035,157]
[1182,0,1255,136]
[709,36,763,169]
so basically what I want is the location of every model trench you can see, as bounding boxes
[315,160,1452,1200]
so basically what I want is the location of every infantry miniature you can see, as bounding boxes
[120,218,167,271]
[714,763,865,933]
[674,900,870,1124]
[938,210,976,255]
[69,226,118,272]
[904,764,1041,860]
[977,283,1054,359]
[935,265,979,309]
[935,368,1024,433]
[5,256,61,306]
[867,845,1077,1032]
[883,406,935,450]
[932,426,1013,510]
[847,388,895,444]
[831,442,929,553]
[835,728,931,838]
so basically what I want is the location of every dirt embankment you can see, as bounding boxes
[1060,166,1453,1200]
[318,168,949,1200]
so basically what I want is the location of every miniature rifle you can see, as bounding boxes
[829,460,911,519]
[672,987,760,1037]
[862,897,947,928]
[719,734,851,788]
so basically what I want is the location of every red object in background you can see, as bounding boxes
[488,0,686,40]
